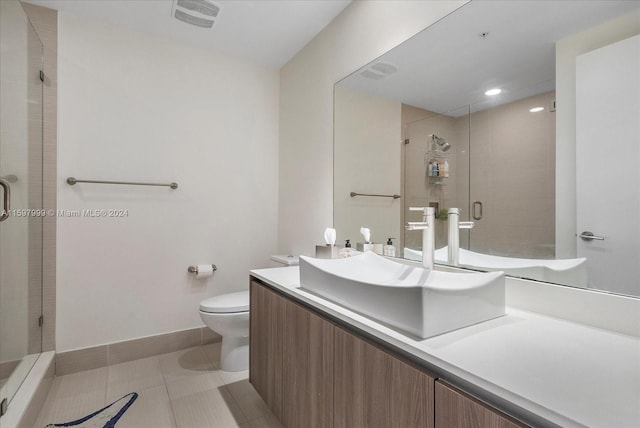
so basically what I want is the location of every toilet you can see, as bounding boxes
[199,291,250,372]
[199,256,298,372]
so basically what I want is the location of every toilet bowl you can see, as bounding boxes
[199,291,249,372]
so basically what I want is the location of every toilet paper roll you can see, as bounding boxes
[195,265,213,279]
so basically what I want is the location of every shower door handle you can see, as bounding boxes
[0,178,10,222]
[472,201,483,220]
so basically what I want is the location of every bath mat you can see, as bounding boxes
[45,392,138,428]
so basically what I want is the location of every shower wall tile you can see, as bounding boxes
[469,91,556,257]
[22,2,58,353]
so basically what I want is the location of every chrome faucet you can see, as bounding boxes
[447,208,474,266]
[406,207,435,269]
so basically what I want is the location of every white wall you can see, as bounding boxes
[334,86,401,247]
[57,13,279,352]
[278,0,468,256]
[555,10,640,258]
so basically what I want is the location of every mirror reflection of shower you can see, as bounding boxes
[430,134,451,152]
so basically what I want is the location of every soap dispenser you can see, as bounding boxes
[339,239,358,258]
[384,238,396,257]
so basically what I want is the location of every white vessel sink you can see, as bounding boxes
[405,247,587,288]
[299,252,505,339]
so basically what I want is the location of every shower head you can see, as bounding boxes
[431,134,451,152]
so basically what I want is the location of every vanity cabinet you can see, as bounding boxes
[250,278,527,428]
[334,327,434,428]
[435,381,526,428]
[249,280,285,419]
[281,296,334,428]
[250,279,334,428]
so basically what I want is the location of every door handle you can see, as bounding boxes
[0,178,10,222]
[472,201,483,220]
[579,231,605,241]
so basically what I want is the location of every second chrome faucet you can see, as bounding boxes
[406,206,435,269]
[447,208,474,266]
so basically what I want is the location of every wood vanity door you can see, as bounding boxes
[282,299,334,428]
[435,381,527,428]
[249,280,285,420]
[334,327,434,428]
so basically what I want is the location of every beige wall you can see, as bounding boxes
[278,0,468,256]
[469,91,556,258]
[334,86,401,248]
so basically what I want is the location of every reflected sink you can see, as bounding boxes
[405,247,587,288]
[299,252,505,339]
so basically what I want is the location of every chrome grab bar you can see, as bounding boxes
[0,178,11,222]
[67,177,178,189]
[579,231,605,241]
[350,192,400,199]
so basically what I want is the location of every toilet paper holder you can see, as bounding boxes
[188,264,217,274]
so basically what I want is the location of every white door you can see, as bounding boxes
[576,35,640,296]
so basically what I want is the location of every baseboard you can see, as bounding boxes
[55,326,221,376]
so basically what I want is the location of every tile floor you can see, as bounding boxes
[34,344,282,428]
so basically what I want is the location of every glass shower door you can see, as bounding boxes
[0,0,44,413]
[402,105,470,260]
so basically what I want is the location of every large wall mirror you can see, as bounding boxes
[334,1,640,297]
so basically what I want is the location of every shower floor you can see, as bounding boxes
[34,344,280,428]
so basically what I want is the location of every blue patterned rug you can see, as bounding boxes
[45,392,138,428]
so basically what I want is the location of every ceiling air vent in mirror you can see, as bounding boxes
[359,62,398,80]
[173,0,221,28]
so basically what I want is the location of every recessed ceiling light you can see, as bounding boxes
[529,107,544,113]
[485,88,501,96]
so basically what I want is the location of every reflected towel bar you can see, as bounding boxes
[350,191,401,199]
[67,177,178,189]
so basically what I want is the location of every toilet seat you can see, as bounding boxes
[200,291,249,313]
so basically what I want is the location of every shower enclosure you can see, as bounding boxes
[0,0,44,415]
[403,105,470,254]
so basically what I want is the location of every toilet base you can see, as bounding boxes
[220,335,249,372]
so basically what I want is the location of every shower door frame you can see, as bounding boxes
[0,0,45,415]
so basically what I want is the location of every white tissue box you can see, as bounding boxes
[356,243,384,255]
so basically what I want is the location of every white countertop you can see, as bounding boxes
[250,266,640,428]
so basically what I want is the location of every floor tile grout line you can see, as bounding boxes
[104,363,109,407]
[161,366,180,428]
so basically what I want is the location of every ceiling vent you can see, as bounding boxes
[359,62,398,80]
[172,0,221,28]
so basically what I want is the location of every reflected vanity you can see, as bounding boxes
[333,0,640,299]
